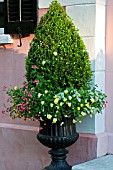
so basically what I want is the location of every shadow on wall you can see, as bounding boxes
[89,48,105,73]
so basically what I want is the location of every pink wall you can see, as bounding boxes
[106,0,113,133]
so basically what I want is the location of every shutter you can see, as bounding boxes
[4,0,37,34]
[0,2,4,27]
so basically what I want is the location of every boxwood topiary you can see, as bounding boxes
[25,0,92,90]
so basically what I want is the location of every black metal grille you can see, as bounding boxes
[21,0,34,21]
[4,0,37,34]
[8,0,19,22]
[0,2,4,27]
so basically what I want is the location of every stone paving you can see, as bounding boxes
[72,155,113,170]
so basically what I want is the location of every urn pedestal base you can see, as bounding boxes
[43,149,71,170]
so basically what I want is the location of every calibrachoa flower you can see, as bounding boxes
[31,65,37,69]
[34,80,39,84]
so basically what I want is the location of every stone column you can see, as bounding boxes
[39,0,107,160]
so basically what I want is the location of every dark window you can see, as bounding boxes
[4,0,37,34]
[0,2,4,28]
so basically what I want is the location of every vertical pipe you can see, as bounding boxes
[20,0,21,21]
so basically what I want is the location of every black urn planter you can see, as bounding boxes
[37,117,79,170]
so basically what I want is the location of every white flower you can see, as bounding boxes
[42,60,46,65]
[38,93,42,98]
[50,103,54,107]
[81,112,86,117]
[64,90,68,94]
[53,52,57,56]
[68,96,72,100]
[41,101,45,105]
[63,98,67,102]
[90,98,95,103]
[60,102,64,106]
[45,90,48,94]
[67,102,71,107]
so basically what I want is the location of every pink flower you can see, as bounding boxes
[2,110,5,114]
[28,94,32,97]
[31,65,37,69]
[33,80,39,85]
[24,89,28,94]
[3,86,7,90]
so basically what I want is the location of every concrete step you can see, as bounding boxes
[72,155,113,170]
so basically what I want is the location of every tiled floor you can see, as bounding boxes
[72,155,113,170]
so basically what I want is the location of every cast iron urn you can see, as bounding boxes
[37,117,79,170]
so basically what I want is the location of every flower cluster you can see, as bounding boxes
[3,80,106,124]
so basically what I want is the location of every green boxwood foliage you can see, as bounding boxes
[26,0,92,90]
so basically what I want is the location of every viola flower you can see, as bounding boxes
[38,93,42,98]
[41,101,45,105]
[54,95,59,99]
[81,112,86,117]
[86,103,90,108]
[63,98,67,102]
[47,114,52,119]
[67,102,71,107]
[60,102,64,106]
[64,90,68,94]
[80,104,84,107]
[52,118,57,123]
[68,96,72,100]
[56,106,59,109]
[45,90,48,94]
[14,86,18,90]
[54,98,59,104]
[53,52,57,56]
[90,98,95,103]
[50,103,54,107]
[73,119,77,123]
[77,107,80,111]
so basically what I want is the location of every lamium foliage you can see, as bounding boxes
[26,0,92,90]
